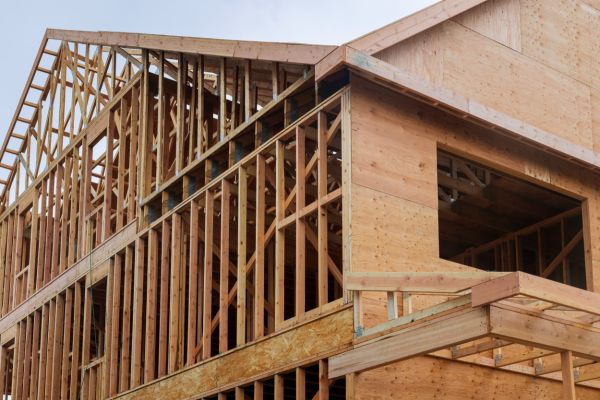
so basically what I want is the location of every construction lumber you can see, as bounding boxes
[345,271,506,293]
[3,4,600,398]
[112,307,352,400]
[329,307,489,378]
[472,272,600,316]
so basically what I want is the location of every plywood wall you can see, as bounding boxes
[349,75,600,292]
[375,0,600,153]
[354,356,600,399]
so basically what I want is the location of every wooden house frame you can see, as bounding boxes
[0,1,600,399]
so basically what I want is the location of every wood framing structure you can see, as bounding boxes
[1,0,600,399]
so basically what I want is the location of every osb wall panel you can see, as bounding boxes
[115,308,353,400]
[375,28,444,86]
[351,184,438,272]
[350,91,438,209]
[519,0,600,152]
[453,0,522,51]
[349,75,600,291]
[442,20,593,150]
[582,0,600,10]
[593,91,600,153]
[520,0,600,90]
[354,356,600,399]
[373,8,595,153]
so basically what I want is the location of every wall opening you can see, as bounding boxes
[437,150,586,289]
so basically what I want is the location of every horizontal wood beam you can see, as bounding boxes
[328,307,489,378]
[113,307,353,400]
[472,272,600,317]
[451,339,511,359]
[577,362,600,383]
[46,28,336,65]
[345,271,507,293]
[489,304,600,361]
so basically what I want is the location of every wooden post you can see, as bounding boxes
[272,63,279,100]
[202,191,214,359]
[340,89,351,304]
[81,289,92,400]
[30,309,41,399]
[219,58,226,140]
[317,112,328,306]
[561,351,576,400]
[60,289,73,399]
[274,374,284,400]
[196,56,205,158]
[275,140,285,329]
[45,299,56,399]
[156,51,165,188]
[319,359,329,400]
[109,255,122,395]
[70,282,82,400]
[255,155,266,338]
[236,386,245,400]
[232,66,239,129]
[145,229,159,380]
[387,292,399,320]
[129,84,140,224]
[254,381,264,400]
[237,167,248,346]
[187,201,199,364]
[244,60,252,121]
[13,321,23,400]
[105,256,114,398]
[120,247,133,391]
[158,219,170,377]
[296,367,306,400]
[140,49,151,200]
[296,126,306,316]
[176,54,186,173]
[131,238,145,386]
[169,213,182,373]
[103,115,115,241]
[219,180,231,352]
[0,344,6,399]
[116,99,127,231]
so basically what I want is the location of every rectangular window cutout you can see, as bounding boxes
[437,150,586,289]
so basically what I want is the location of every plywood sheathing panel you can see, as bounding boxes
[453,0,522,51]
[347,0,488,55]
[443,20,593,150]
[373,17,594,151]
[592,91,600,153]
[354,356,600,399]
[375,29,444,86]
[349,75,600,291]
[581,0,600,10]
[520,0,600,90]
[351,184,438,272]
[114,308,353,400]
[518,0,600,153]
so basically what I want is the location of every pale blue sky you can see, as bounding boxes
[0,0,437,137]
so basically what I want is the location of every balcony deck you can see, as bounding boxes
[330,272,600,396]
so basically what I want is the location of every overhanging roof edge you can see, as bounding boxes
[45,28,337,65]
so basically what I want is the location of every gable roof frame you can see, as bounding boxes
[0,28,338,208]
[346,0,488,55]
[46,29,337,65]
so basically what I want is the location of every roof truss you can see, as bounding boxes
[0,30,318,211]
